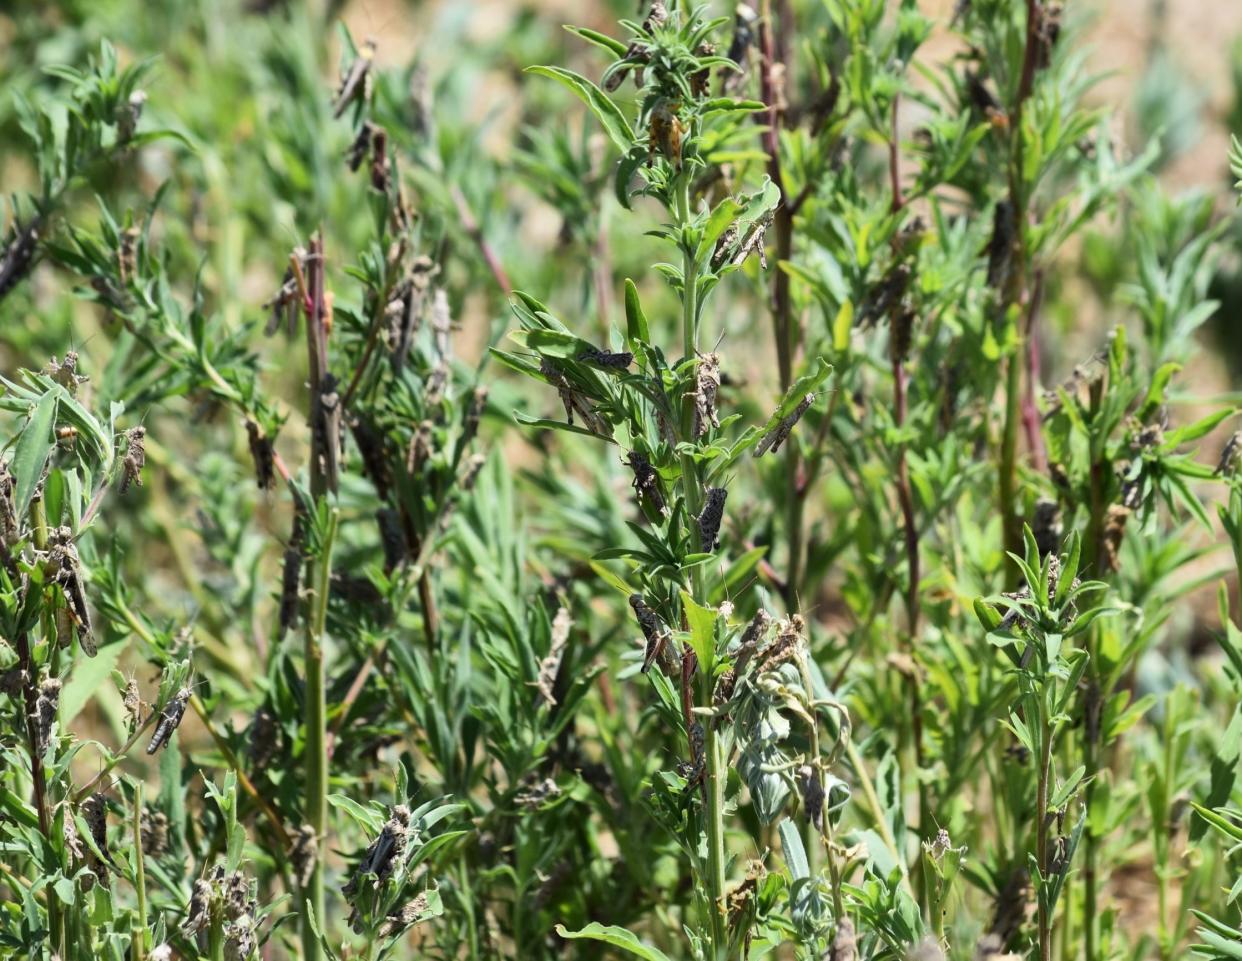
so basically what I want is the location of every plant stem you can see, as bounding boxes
[893,352,928,894]
[302,510,337,961]
[674,167,726,957]
[1036,694,1053,961]
[132,781,147,961]
[301,232,331,961]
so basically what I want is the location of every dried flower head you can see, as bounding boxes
[536,607,572,709]
[291,823,318,889]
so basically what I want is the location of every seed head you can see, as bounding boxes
[536,607,572,709]
[0,218,41,305]
[346,121,375,171]
[986,199,1017,291]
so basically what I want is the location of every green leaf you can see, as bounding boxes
[555,924,675,961]
[973,597,1002,632]
[13,389,59,518]
[59,641,123,725]
[624,279,650,346]
[680,591,719,670]
[589,560,633,597]
[526,66,634,154]
[832,300,853,353]
[564,25,628,57]
[328,793,384,835]
[778,818,810,879]
[1054,530,1080,609]
[615,147,646,210]
[756,357,833,436]
[514,412,615,442]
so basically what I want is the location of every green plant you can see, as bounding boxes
[2,3,1242,961]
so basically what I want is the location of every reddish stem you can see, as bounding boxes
[1021,269,1048,474]
[451,186,513,295]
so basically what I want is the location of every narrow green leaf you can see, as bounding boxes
[526,66,634,154]
[13,389,59,518]
[555,924,675,961]
[564,25,628,57]
[624,279,650,345]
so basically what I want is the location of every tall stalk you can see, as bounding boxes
[675,170,727,957]
[300,233,332,961]
[1035,696,1053,961]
